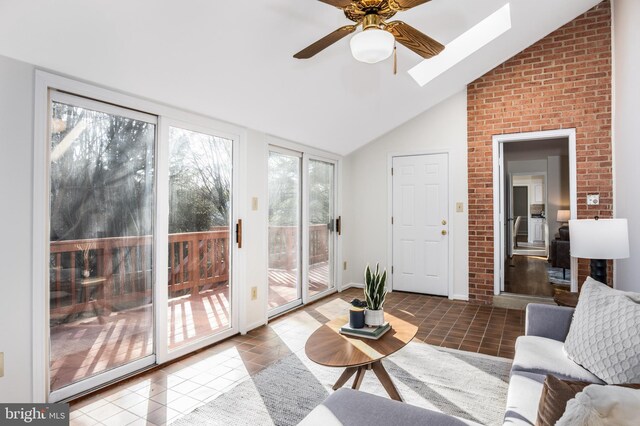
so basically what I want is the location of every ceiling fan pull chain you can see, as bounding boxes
[393,43,397,75]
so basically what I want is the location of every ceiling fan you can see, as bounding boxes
[294,0,445,65]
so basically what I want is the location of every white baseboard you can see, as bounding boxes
[451,293,469,301]
[341,282,364,290]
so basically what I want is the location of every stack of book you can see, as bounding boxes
[339,322,391,340]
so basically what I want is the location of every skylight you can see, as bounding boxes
[408,3,512,87]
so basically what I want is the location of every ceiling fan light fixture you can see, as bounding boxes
[350,28,395,64]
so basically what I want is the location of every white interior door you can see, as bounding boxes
[392,154,449,296]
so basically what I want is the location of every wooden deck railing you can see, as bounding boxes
[268,224,329,269]
[49,224,329,317]
[50,228,229,317]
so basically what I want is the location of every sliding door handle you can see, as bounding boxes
[235,219,243,249]
[336,216,342,236]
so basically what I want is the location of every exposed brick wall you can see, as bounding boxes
[467,1,612,304]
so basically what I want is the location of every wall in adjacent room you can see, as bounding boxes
[342,89,469,300]
[467,1,613,303]
[612,0,640,292]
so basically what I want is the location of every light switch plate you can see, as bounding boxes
[343,261,347,271]
[587,194,600,205]
[251,197,259,211]
[250,286,257,300]
[456,202,464,213]
[0,352,4,377]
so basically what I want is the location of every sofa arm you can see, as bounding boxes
[525,303,574,342]
[300,389,478,426]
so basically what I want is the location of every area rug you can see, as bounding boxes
[547,264,571,285]
[173,342,512,426]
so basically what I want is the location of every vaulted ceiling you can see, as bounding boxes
[0,0,602,155]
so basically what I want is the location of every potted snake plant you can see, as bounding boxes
[364,263,387,326]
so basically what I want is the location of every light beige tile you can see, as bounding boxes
[203,376,235,392]
[170,379,201,395]
[189,372,219,386]
[166,395,201,414]
[126,400,165,418]
[145,407,181,425]
[133,382,167,398]
[84,403,124,422]
[100,410,140,426]
[70,414,102,426]
[111,391,149,410]
[149,389,183,405]
[188,385,221,402]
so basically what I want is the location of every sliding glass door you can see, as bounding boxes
[48,93,157,398]
[308,159,336,297]
[167,126,233,351]
[267,149,303,315]
[266,150,337,316]
[44,86,239,401]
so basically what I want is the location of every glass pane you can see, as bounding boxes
[268,151,301,311]
[308,159,335,296]
[168,127,232,350]
[49,100,155,391]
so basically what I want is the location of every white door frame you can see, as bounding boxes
[387,150,454,298]
[493,129,578,296]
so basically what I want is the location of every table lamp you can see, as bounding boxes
[569,217,630,284]
[557,210,571,226]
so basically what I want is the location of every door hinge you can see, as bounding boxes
[391,216,394,225]
[391,167,394,176]
[391,266,394,274]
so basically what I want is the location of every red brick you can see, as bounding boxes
[466,1,612,304]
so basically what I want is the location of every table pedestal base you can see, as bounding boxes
[331,360,403,401]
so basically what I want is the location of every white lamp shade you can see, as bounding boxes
[557,210,571,222]
[569,218,630,259]
[350,29,395,64]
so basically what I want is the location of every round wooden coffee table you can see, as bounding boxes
[305,312,418,401]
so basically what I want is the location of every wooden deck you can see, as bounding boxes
[50,284,231,391]
[268,262,330,310]
[50,262,330,391]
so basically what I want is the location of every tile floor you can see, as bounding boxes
[69,288,524,425]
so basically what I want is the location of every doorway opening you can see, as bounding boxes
[493,130,578,300]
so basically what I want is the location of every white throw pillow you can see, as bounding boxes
[563,278,640,384]
[556,384,640,426]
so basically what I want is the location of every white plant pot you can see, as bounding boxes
[365,309,385,327]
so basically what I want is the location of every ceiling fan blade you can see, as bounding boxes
[318,0,352,8]
[388,0,431,11]
[294,25,357,59]
[386,21,444,59]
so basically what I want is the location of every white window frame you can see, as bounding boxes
[33,71,246,402]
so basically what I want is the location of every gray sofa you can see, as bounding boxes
[300,303,597,425]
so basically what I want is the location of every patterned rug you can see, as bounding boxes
[547,264,571,285]
[173,342,512,426]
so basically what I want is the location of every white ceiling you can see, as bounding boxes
[0,0,602,155]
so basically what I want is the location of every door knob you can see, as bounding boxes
[442,219,447,225]
[441,230,447,236]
